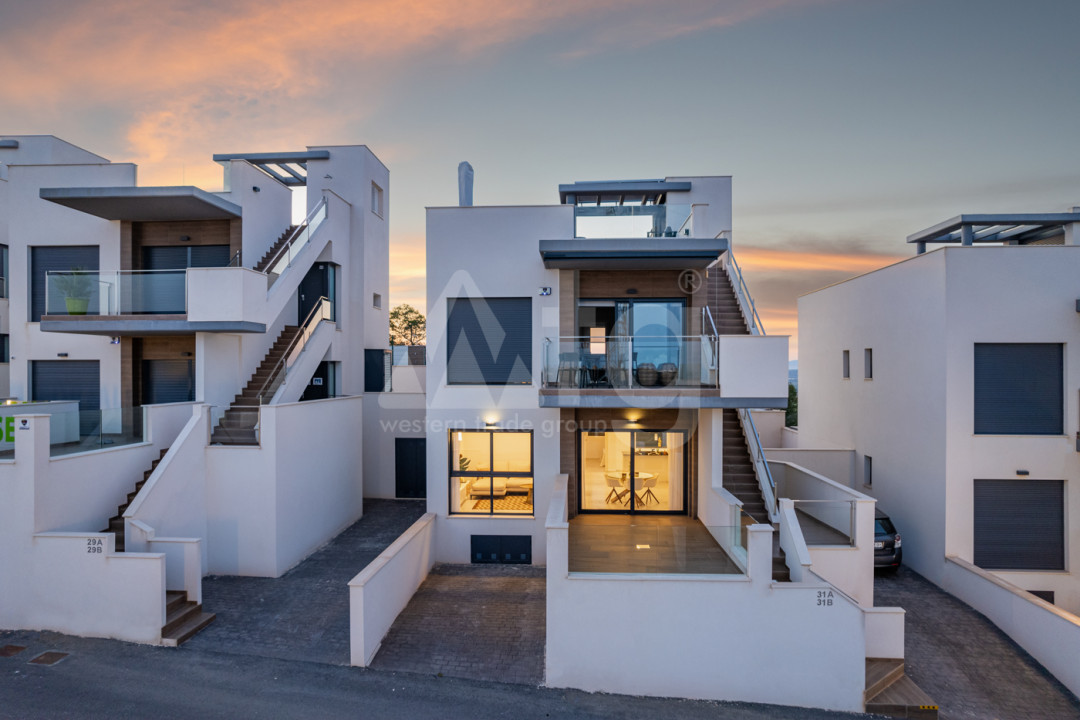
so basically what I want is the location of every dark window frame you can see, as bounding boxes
[448,428,534,517]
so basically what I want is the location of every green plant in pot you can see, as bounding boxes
[54,267,93,315]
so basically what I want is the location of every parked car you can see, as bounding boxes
[874,509,902,571]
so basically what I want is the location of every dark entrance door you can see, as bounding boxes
[300,361,333,401]
[395,438,427,498]
[298,263,332,321]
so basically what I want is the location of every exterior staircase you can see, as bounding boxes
[253,224,299,273]
[210,325,300,445]
[101,448,217,646]
[705,265,750,335]
[162,591,215,647]
[102,448,168,552]
[721,410,789,581]
[864,658,939,718]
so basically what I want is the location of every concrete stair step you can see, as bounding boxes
[161,610,216,647]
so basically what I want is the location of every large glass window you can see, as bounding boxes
[31,245,99,321]
[579,429,686,513]
[974,343,1063,435]
[447,298,532,385]
[449,430,533,515]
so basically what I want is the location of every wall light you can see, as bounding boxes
[485,418,498,427]
[57,352,68,358]
[252,186,261,193]
[179,235,191,242]
[110,337,120,345]
[1016,469,1030,476]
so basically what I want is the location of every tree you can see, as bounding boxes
[389,304,426,346]
[785,383,798,427]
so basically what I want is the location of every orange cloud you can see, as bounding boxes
[0,0,835,185]
[735,247,907,274]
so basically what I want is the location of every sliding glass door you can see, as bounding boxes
[579,429,687,514]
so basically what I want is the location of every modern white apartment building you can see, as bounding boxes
[798,209,1080,698]
[418,176,919,713]
[0,135,394,645]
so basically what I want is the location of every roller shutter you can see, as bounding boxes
[974,343,1063,435]
[31,360,100,435]
[142,360,194,404]
[30,246,99,321]
[447,298,532,385]
[973,479,1064,570]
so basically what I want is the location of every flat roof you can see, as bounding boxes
[539,237,726,270]
[212,150,330,187]
[559,179,692,205]
[907,212,1080,249]
[39,186,242,221]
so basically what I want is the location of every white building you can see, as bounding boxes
[797,209,1080,699]
[415,175,917,713]
[0,135,399,645]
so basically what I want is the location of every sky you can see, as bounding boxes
[2,0,1079,359]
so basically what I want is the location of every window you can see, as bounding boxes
[0,244,8,299]
[449,430,533,515]
[0,334,8,363]
[373,293,382,309]
[447,297,532,385]
[371,182,384,217]
[864,455,872,487]
[974,343,1063,435]
[31,245,99,322]
[864,348,873,379]
[842,350,850,379]
[974,479,1064,570]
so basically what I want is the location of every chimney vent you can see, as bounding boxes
[458,162,474,207]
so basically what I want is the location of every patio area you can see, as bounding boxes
[568,515,742,574]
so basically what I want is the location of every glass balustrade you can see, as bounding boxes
[792,499,856,546]
[45,270,187,316]
[543,335,718,389]
[573,203,692,239]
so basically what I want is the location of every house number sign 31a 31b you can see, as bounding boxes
[816,590,834,607]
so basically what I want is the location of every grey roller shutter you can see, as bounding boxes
[974,343,1063,435]
[447,298,532,385]
[31,246,99,321]
[142,360,194,404]
[31,360,100,435]
[189,245,230,268]
[974,479,1064,570]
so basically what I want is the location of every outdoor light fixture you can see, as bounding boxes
[485,418,498,427]
[179,235,191,242]
[635,544,651,550]
[538,287,551,296]
[252,186,261,192]
[57,352,68,358]
[1017,469,1030,476]
[110,337,120,345]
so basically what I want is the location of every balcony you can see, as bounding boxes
[40,269,265,335]
[539,334,788,409]
[539,203,727,270]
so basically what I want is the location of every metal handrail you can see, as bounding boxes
[740,408,777,518]
[228,249,242,267]
[702,305,718,337]
[263,197,328,284]
[725,250,765,336]
[677,207,694,236]
[256,297,333,404]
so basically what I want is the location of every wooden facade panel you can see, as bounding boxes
[130,220,239,269]
[578,270,687,299]
[138,335,196,360]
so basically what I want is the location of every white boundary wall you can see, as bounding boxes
[349,512,436,666]
[544,475,869,713]
[943,556,1080,699]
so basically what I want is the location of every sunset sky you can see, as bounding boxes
[2,0,1078,358]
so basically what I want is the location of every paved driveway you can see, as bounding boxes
[183,499,426,665]
[371,563,546,685]
[875,566,1080,720]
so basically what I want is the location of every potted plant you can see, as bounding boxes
[53,267,93,315]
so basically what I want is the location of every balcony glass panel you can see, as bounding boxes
[543,335,718,389]
[574,204,692,239]
[45,271,187,316]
